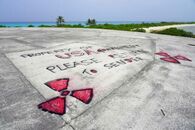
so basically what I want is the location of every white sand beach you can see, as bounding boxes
[144,24,195,32]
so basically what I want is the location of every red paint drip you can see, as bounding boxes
[174,55,192,61]
[155,52,171,57]
[38,97,66,115]
[45,78,69,92]
[160,57,180,64]
[71,88,93,104]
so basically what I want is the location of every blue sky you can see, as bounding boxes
[0,0,195,22]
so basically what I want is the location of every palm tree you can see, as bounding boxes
[56,16,65,26]
[87,18,91,25]
[91,19,96,25]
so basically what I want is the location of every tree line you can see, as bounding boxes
[56,16,96,26]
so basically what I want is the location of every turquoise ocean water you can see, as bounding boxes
[0,21,149,27]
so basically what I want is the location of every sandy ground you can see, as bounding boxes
[144,24,195,32]
[0,28,195,130]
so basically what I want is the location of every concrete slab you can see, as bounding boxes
[0,28,195,130]
[6,40,154,121]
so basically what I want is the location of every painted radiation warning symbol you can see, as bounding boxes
[38,78,93,115]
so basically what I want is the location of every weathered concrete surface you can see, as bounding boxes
[0,28,195,130]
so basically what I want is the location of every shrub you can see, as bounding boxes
[0,25,6,28]
[28,25,34,27]
[152,28,194,38]
[132,28,146,32]
[38,25,53,27]
[56,24,84,28]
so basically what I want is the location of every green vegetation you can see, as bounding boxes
[86,19,96,25]
[56,24,84,28]
[1,21,195,30]
[152,28,195,38]
[132,28,146,32]
[0,25,6,28]
[56,16,65,26]
[1,21,195,38]
[38,24,55,27]
[87,22,195,31]
[22,21,195,38]
[39,24,84,28]
[35,21,195,31]
[28,25,34,27]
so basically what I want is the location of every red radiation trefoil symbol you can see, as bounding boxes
[155,51,192,64]
[38,78,93,115]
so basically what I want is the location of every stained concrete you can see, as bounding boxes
[0,28,195,130]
